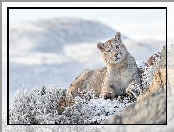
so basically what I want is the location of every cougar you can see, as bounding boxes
[68,32,141,99]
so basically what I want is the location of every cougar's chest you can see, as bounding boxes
[104,68,122,89]
[105,63,131,91]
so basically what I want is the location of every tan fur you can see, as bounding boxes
[67,32,140,98]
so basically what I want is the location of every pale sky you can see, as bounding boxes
[8,9,166,40]
[2,2,171,41]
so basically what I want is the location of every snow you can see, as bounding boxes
[136,60,145,68]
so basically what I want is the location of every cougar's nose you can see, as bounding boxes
[114,53,118,57]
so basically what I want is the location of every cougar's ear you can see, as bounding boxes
[97,42,104,51]
[115,32,122,42]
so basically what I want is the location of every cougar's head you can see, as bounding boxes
[97,32,128,64]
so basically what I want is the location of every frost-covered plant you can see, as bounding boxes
[138,46,166,94]
[140,53,160,93]
[9,85,133,124]
[9,86,74,124]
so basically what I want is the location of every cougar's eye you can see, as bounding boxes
[106,50,111,52]
[116,45,119,49]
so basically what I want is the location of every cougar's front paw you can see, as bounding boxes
[126,83,141,100]
[102,91,114,100]
[101,89,115,100]
[103,92,114,100]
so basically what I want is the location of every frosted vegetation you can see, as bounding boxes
[8,86,133,124]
